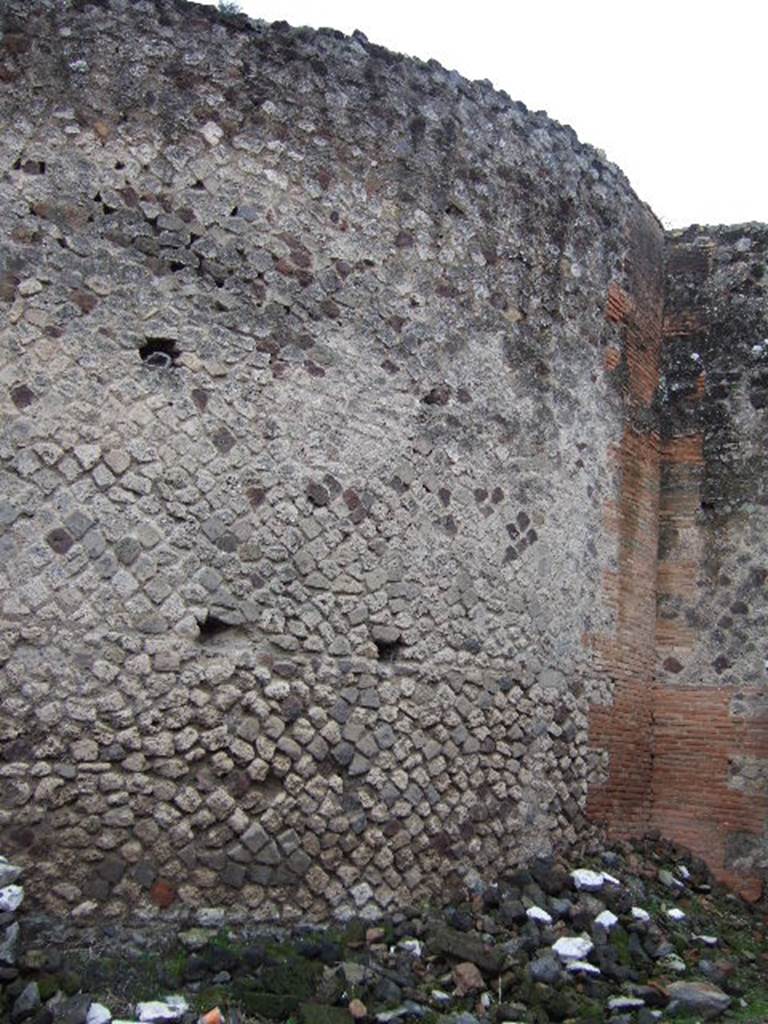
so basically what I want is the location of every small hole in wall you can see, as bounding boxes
[139,337,180,368]
[197,612,234,641]
[373,637,403,662]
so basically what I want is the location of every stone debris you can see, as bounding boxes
[10,981,40,1022]
[665,980,732,1019]
[430,990,451,1006]
[528,955,563,985]
[551,935,594,962]
[0,886,24,914]
[0,838,760,1023]
[451,961,485,996]
[374,1002,426,1022]
[594,909,618,929]
[659,952,688,974]
[52,993,94,1024]
[565,960,601,976]
[86,1005,113,1024]
[525,906,552,925]
[608,995,646,1011]
[0,921,20,965]
[569,868,606,891]
[136,998,188,1023]
[0,859,22,888]
[396,938,422,958]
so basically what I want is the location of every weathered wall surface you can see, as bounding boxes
[655,226,768,899]
[0,0,666,919]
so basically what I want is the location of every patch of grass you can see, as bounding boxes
[609,926,632,967]
[727,986,768,1023]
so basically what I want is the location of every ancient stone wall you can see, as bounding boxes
[0,0,665,921]
[655,225,768,899]
[0,0,765,922]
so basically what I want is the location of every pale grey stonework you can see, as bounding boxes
[0,0,660,920]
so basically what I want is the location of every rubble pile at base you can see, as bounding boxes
[5,838,768,1023]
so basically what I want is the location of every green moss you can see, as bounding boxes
[727,986,768,1023]
[343,919,367,948]
[165,951,188,983]
[608,927,632,967]
[238,992,303,1019]
[258,958,323,998]
[298,1004,352,1024]
[37,975,60,1001]
[573,997,603,1023]
[60,971,84,995]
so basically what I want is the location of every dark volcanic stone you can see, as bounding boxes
[373,976,403,1005]
[295,938,342,965]
[498,898,527,927]
[203,944,239,973]
[530,858,570,896]
[429,926,505,974]
[242,944,269,969]
[52,995,92,1024]
[549,897,572,922]
[445,907,474,932]
[528,955,563,985]
[12,983,41,1023]
[183,954,208,981]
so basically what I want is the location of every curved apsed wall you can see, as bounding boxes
[0,0,662,919]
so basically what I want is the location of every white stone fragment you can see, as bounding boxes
[678,864,691,879]
[136,998,188,1023]
[18,278,43,296]
[0,860,22,886]
[526,905,552,925]
[430,991,451,1006]
[86,1004,112,1024]
[0,885,23,912]
[667,907,686,921]
[196,907,225,928]
[398,938,422,958]
[659,952,687,973]
[694,934,718,946]
[71,900,98,919]
[631,906,651,922]
[201,121,223,146]
[602,871,621,886]
[594,909,618,929]
[552,935,594,962]
[74,444,101,470]
[566,960,601,976]
[0,921,19,964]
[570,868,604,891]
[608,996,645,1011]
[163,999,188,1015]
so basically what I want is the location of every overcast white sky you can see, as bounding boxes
[203,1,768,229]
